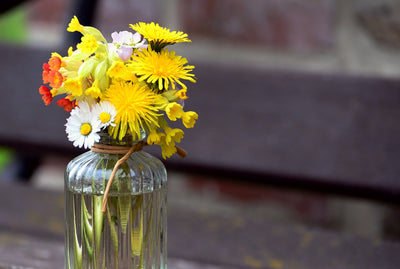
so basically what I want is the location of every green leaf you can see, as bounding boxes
[83,225,93,261]
[83,198,93,245]
[107,203,119,265]
[131,195,144,269]
[93,195,104,256]
[119,195,131,234]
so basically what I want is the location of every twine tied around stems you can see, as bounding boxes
[91,142,187,214]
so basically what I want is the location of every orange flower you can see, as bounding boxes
[48,71,63,88]
[43,62,50,72]
[57,98,76,112]
[42,57,64,87]
[48,56,62,71]
[39,85,53,106]
[42,63,51,84]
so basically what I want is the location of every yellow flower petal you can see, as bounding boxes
[77,34,99,54]
[160,139,177,159]
[105,82,164,140]
[165,102,183,121]
[147,129,164,145]
[85,84,102,99]
[130,48,195,91]
[64,78,82,97]
[67,16,84,33]
[130,22,190,51]
[182,111,198,128]
[164,127,184,145]
[175,89,188,99]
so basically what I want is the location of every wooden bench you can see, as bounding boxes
[1,181,400,269]
[0,40,400,268]
[1,43,400,200]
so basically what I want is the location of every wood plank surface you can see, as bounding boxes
[0,182,399,269]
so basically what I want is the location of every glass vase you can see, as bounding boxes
[64,133,167,269]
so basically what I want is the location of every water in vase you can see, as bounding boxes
[65,185,167,269]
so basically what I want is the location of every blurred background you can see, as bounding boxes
[0,0,400,267]
[2,0,400,76]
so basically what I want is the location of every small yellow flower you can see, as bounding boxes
[64,78,82,97]
[68,46,74,56]
[67,16,84,33]
[77,34,98,54]
[164,127,184,145]
[165,102,183,121]
[147,129,165,145]
[107,61,135,81]
[160,139,177,159]
[85,84,102,99]
[175,89,188,100]
[181,111,198,128]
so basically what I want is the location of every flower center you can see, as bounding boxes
[80,123,92,136]
[99,112,111,123]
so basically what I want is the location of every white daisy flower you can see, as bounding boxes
[70,100,91,116]
[92,101,117,129]
[65,104,101,149]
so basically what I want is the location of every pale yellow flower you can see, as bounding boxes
[107,60,136,81]
[160,139,177,159]
[64,78,82,97]
[85,84,102,99]
[77,34,98,54]
[165,102,183,121]
[175,89,188,100]
[181,111,198,128]
[147,129,165,145]
[67,16,84,33]
[164,127,184,145]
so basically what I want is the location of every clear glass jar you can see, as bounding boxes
[64,133,167,269]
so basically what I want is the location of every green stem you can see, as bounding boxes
[117,166,131,234]
[73,198,82,269]
[106,202,119,268]
[93,195,104,257]
[83,198,93,244]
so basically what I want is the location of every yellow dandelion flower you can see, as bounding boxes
[130,22,191,51]
[67,16,84,33]
[105,82,165,140]
[182,111,198,128]
[77,34,98,54]
[131,48,195,91]
[64,78,83,97]
[165,102,183,121]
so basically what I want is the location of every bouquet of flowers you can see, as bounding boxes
[39,16,198,159]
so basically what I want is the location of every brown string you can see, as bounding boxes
[91,141,187,214]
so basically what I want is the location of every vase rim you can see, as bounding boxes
[98,130,146,146]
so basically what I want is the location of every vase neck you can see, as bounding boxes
[98,131,146,147]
